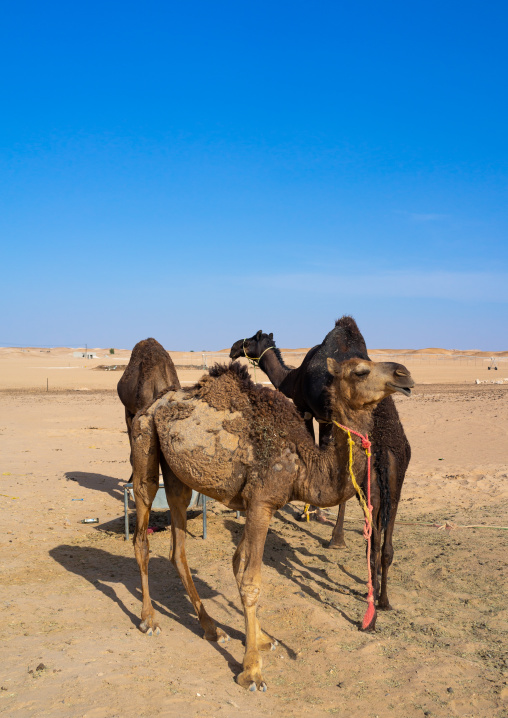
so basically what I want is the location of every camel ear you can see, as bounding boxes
[327,357,341,376]
[256,330,262,340]
[268,333,273,340]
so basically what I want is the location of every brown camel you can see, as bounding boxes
[130,358,414,691]
[230,319,412,567]
[117,338,180,476]
[229,330,341,530]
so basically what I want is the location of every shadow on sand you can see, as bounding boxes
[222,506,366,629]
[49,542,245,678]
[54,473,367,662]
[65,470,126,501]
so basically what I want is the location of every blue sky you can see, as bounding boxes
[1,1,507,350]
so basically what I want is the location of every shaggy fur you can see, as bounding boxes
[192,362,321,474]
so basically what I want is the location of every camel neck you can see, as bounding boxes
[291,404,374,509]
[331,403,374,442]
[258,348,291,389]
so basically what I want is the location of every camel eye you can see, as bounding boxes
[354,368,370,377]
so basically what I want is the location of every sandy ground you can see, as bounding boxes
[1,345,507,390]
[0,348,507,717]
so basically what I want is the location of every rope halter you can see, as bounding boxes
[242,338,275,366]
[242,339,275,381]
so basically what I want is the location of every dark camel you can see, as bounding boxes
[117,338,180,476]
[130,357,414,690]
[230,317,412,556]
[230,326,346,542]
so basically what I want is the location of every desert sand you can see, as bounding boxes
[0,346,507,717]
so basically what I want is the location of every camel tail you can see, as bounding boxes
[373,448,391,531]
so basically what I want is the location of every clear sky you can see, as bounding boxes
[1,1,507,350]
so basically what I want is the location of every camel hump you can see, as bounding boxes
[208,361,252,383]
[130,337,167,363]
[329,316,369,359]
[334,315,360,333]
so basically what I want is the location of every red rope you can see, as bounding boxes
[333,421,375,630]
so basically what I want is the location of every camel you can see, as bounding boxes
[130,357,414,691]
[229,330,340,530]
[230,317,412,560]
[117,338,181,476]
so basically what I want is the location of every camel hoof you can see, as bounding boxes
[247,681,267,692]
[378,602,393,612]
[140,620,161,635]
[237,671,267,692]
[258,635,277,652]
[359,617,377,633]
[204,626,229,643]
[327,539,347,550]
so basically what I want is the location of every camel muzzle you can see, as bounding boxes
[390,385,412,397]
[387,380,414,397]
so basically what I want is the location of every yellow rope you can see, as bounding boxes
[333,422,372,526]
[243,339,275,384]
[243,343,275,364]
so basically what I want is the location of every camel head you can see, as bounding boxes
[229,330,274,361]
[327,357,414,411]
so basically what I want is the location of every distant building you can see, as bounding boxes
[73,352,98,359]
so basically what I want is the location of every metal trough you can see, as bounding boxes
[124,484,208,541]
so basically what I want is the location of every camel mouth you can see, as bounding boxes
[388,383,412,397]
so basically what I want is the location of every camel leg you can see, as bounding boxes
[233,532,277,654]
[327,503,347,549]
[297,414,329,524]
[323,412,347,547]
[378,516,395,610]
[161,461,228,643]
[304,415,315,441]
[234,500,274,691]
[310,423,335,527]
[131,415,160,635]
[125,407,134,482]
[378,453,400,610]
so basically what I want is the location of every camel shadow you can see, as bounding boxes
[282,503,364,550]
[65,471,125,502]
[222,506,366,629]
[49,543,244,677]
